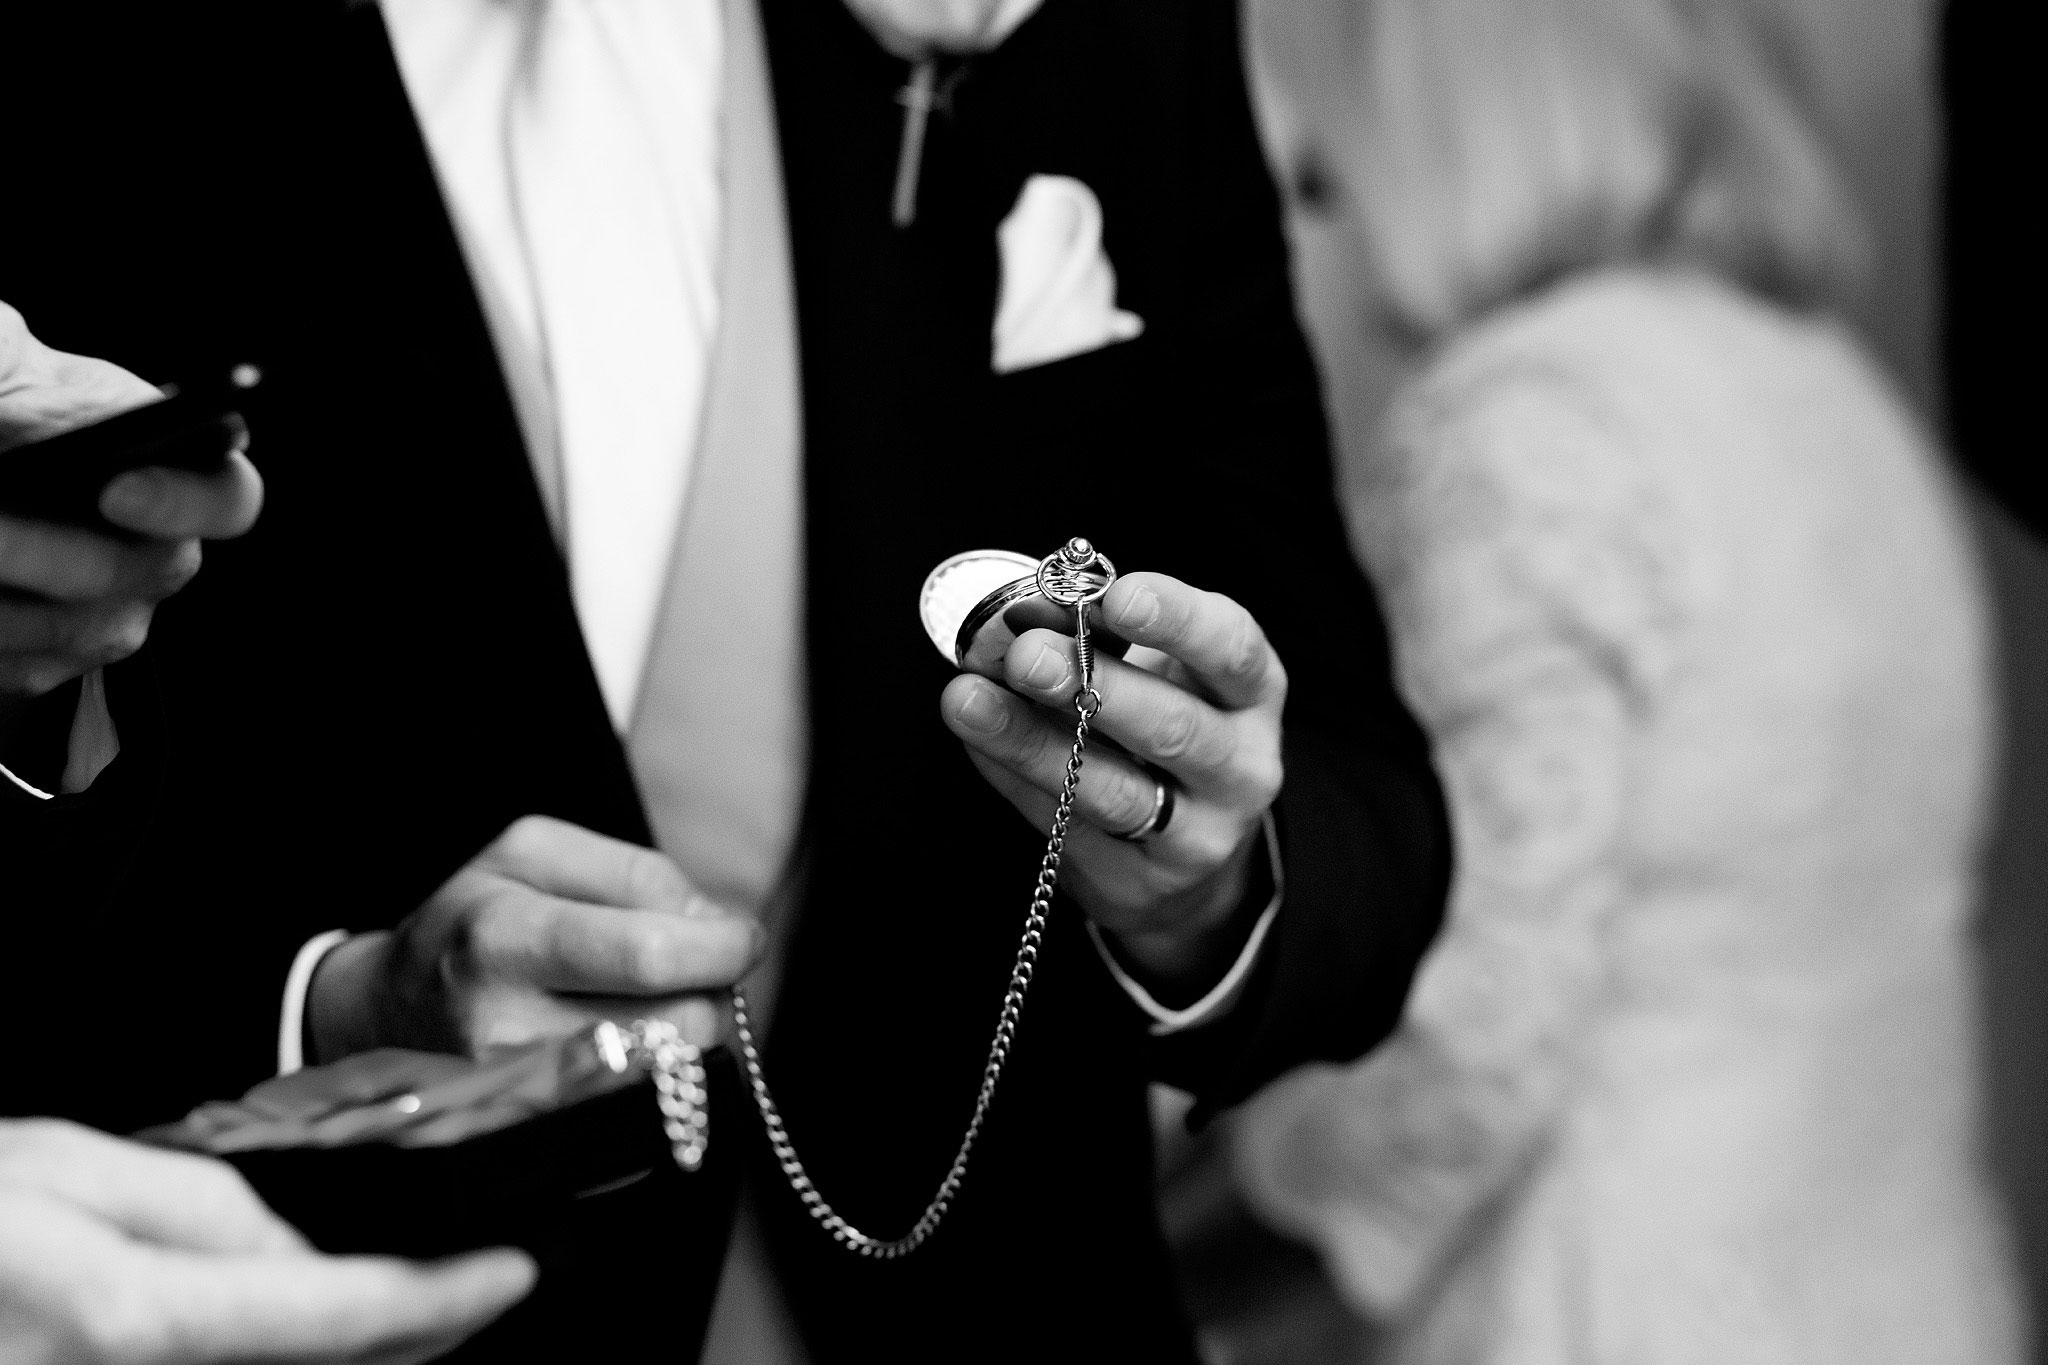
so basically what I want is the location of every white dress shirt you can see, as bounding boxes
[383,0,723,728]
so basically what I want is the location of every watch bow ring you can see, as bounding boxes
[1035,537,1117,607]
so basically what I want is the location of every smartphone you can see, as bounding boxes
[0,367,258,532]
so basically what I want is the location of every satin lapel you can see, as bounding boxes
[625,0,808,939]
[308,11,737,1359]
[621,12,810,1356]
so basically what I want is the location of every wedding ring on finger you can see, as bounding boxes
[1108,776,1176,843]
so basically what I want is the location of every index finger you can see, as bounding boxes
[100,445,264,542]
[147,1245,535,1364]
[1097,572,1285,711]
[479,888,763,996]
[1,1120,304,1257]
[480,815,702,915]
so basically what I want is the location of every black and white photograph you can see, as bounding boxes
[0,0,2037,1361]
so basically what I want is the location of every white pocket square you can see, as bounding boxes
[992,174,1145,375]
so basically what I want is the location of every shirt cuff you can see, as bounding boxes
[1087,810,1284,1036]
[278,929,351,1076]
[1,668,120,800]
[0,755,52,801]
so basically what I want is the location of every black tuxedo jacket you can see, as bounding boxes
[0,1,1448,1358]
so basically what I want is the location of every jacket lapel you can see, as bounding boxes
[626,0,809,936]
[318,0,655,870]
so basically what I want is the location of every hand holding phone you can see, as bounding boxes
[0,375,257,534]
[0,305,263,705]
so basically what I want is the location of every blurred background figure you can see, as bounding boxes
[1157,0,2035,1359]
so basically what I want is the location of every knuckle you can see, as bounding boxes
[462,902,526,974]
[1222,610,1266,681]
[1104,768,1158,831]
[27,661,75,695]
[621,846,685,907]
[0,1116,79,1167]
[995,710,1037,759]
[1025,718,1074,773]
[149,540,203,597]
[0,658,80,698]
[977,701,1034,761]
[1241,750,1285,808]
[621,928,677,992]
[1185,822,1246,869]
[180,1153,258,1216]
[499,814,553,857]
[1146,698,1201,762]
[85,606,153,666]
[549,910,610,987]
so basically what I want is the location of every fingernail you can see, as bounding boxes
[1116,585,1161,631]
[1024,643,1068,690]
[956,684,1006,733]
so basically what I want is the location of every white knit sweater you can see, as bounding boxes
[1236,269,2026,1364]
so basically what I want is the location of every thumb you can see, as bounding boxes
[0,302,161,452]
[4,1120,306,1256]
[142,1244,537,1364]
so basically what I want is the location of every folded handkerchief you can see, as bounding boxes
[842,0,1043,58]
[993,175,1145,375]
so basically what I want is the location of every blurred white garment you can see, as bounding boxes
[1236,269,2027,1363]
[840,0,1042,58]
[382,0,724,729]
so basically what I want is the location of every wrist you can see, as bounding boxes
[1109,826,1272,1006]
[305,930,397,1063]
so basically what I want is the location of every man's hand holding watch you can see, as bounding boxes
[941,569,1286,1001]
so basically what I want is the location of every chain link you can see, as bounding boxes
[593,1018,709,1171]
[728,687,1100,1258]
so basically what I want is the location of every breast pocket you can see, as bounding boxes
[983,331,1163,501]
[975,333,1172,552]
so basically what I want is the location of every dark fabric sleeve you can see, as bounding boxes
[0,678,84,795]
[0,658,161,902]
[0,653,300,1131]
[1138,0,1452,1122]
